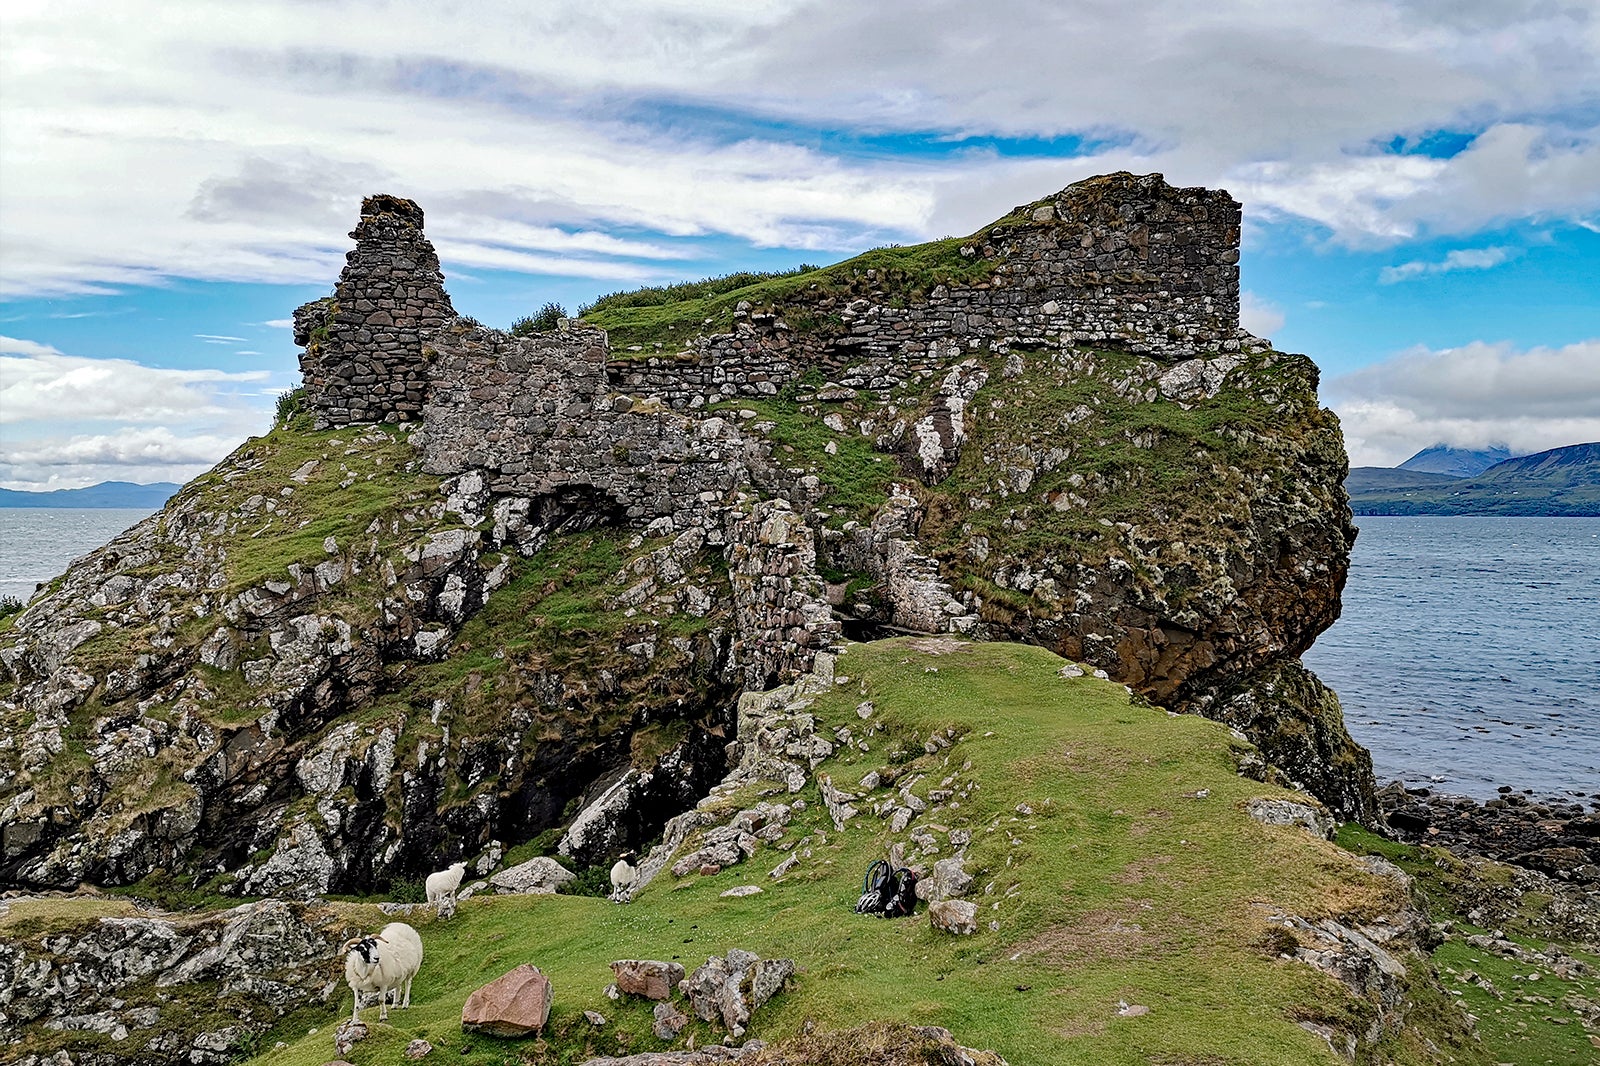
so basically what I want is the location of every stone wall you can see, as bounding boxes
[608,332,796,410]
[604,172,1244,410]
[418,322,841,681]
[300,173,1244,423]
[294,195,455,428]
[725,500,839,687]
[419,321,751,526]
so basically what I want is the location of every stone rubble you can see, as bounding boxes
[680,949,796,1038]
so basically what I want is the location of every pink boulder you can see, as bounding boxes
[461,964,553,1037]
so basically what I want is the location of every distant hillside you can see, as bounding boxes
[1398,443,1512,477]
[1346,443,1600,516]
[1344,467,1463,495]
[1477,442,1600,482]
[0,481,179,508]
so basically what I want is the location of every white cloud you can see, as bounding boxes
[1235,125,1600,246]
[0,335,276,488]
[1239,291,1286,338]
[260,319,295,328]
[0,337,270,425]
[196,333,248,342]
[3,426,243,467]
[1379,245,1520,283]
[0,427,251,491]
[0,1,1596,296]
[429,241,662,281]
[1326,339,1600,465]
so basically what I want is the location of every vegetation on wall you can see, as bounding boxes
[582,237,998,352]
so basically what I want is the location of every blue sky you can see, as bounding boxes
[2,0,1597,488]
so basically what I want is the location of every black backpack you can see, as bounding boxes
[883,868,919,918]
[854,860,919,918]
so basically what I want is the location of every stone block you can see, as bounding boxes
[609,959,685,1001]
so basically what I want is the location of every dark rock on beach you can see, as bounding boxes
[1377,781,1600,883]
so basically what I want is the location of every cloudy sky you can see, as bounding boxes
[2,0,1598,488]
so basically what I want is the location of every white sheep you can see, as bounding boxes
[343,921,424,1022]
[425,861,467,903]
[609,857,637,897]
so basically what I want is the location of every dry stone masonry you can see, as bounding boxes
[295,194,455,428]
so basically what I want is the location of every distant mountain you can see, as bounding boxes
[1345,443,1600,516]
[1476,442,1600,482]
[1397,443,1513,477]
[0,481,180,508]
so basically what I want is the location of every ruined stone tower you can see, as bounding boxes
[294,194,455,428]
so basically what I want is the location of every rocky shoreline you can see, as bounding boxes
[1376,779,1600,951]
[1378,780,1600,884]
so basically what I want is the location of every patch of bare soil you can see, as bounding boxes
[903,636,973,656]
[1111,853,1176,885]
[1016,899,1182,967]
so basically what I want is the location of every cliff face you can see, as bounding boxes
[0,174,1372,895]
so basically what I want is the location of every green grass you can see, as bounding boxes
[179,416,441,595]
[712,395,898,526]
[351,521,736,822]
[582,266,821,314]
[1347,482,1600,517]
[1,415,470,846]
[251,639,1466,1066]
[904,347,1343,631]
[924,348,1314,559]
[0,896,145,940]
[583,238,998,352]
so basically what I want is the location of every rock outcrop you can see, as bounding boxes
[0,171,1373,899]
[0,897,342,1066]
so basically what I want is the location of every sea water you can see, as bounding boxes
[3,508,1595,799]
[0,508,156,604]
[1303,516,1600,800]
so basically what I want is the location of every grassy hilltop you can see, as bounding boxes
[236,638,1487,1066]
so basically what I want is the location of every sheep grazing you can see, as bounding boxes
[425,860,467,904]
[610,857,637,897]
[343,921,424,1022]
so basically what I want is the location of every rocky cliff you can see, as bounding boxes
[0,173,1372,899]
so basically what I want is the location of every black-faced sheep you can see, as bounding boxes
[425,861,467,903]
[343,921,423,1022]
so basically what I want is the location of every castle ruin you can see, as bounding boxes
[296,172,1247,435]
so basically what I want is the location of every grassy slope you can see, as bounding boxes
[252,639,1467,1066]
[1345,482,1600,516]
[0,415,451,821]
[1346,447,1600,516]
